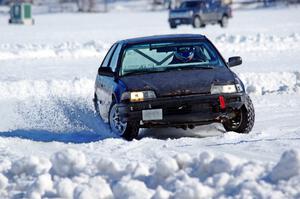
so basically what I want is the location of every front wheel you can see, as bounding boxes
[220,16,228,28]
[169,22,177,29]
[223,95,255,134]
[109,103,139,140]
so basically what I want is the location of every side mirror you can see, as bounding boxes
[98,67,114,77]
[228,56,242,67]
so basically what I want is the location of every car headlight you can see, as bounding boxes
[121,91,156,102]
[211,84,237,94]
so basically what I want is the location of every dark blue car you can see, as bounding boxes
[94,34,255,140]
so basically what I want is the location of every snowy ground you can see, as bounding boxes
[0,7,300,198]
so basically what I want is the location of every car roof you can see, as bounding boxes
[118,34,207,45]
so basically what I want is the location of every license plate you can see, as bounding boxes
[142,109,163,121]
[175,19,181,23]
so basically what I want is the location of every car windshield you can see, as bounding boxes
[180,1,201,8]
[120,41,226,76]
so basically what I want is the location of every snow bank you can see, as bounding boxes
[0,41,109,60]
[0,71,299,102]
[0,149,299,199]
[269,150,300,182]
[215,33,300,53]
[0,33,299,60]
[0,78,94,100]
[239,71,300,95]
[51,148,87,177]
[10,156,51,177]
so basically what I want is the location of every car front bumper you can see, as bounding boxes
[118,93,247,128]
[169,18,193,25]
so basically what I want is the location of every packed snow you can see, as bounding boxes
[0,149,300,198]
[0,6,300,199]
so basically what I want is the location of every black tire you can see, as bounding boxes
[93,93,101,117]
[169,22,177,29]
[223,95,255,134]
[109,102,139,141]
[193,16,203,28]
[220,15,228,28]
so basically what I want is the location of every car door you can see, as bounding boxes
[201,0,213,22]
[96,43,117,122]
[97,43,123,122]
[211,0,222,22]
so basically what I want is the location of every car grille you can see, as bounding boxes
[163,103,212,115]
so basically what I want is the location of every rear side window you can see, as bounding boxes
[109,44,122,72]
[101,44,117,67]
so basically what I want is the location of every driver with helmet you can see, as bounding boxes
[169,46,207,64]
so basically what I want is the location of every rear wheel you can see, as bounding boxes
[220,15,228,28]
[193,16,203,28]
[223,95,255,134]
[109,103,139,141]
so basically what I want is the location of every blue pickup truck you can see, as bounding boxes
[168,0,232,29]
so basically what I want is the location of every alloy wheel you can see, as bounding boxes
[109,104,127,136]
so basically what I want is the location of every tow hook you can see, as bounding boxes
[217,112,236,123]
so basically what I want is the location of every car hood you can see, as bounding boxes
[120,67,235,97]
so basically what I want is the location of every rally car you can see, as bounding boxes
[94,34,255,140]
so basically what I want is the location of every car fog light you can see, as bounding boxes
[121,91,156,102]
[131,92,144,102]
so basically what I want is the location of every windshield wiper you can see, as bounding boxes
[164,65,214,71]
[122,65,214,76]
[122,69,165,76]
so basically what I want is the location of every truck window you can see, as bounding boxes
[180,1,201,8]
